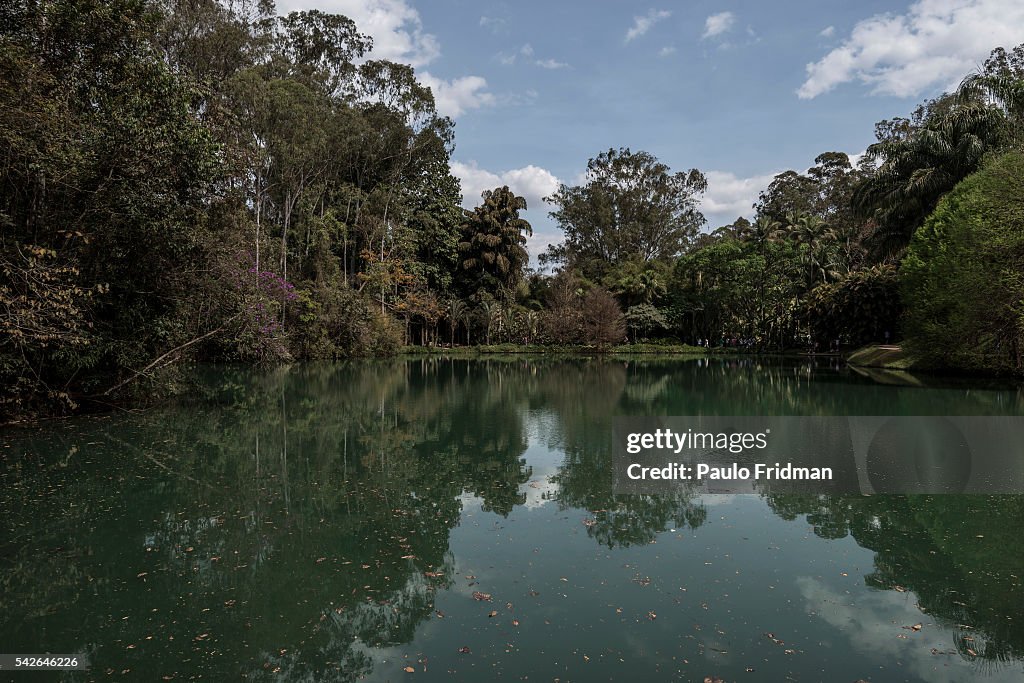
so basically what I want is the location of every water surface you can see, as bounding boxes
[2,357,1023,681]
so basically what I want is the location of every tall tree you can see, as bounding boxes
[853,92,1004,259]
[544,148,707,279]
[457,186,532,300]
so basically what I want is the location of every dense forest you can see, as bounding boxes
[3,1,1024,419]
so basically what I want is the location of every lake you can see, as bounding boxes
[2,357,1023,681]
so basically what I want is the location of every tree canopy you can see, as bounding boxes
[543,147,707,279]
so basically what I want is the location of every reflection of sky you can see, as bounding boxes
[798,577,1020,683]
[422,402,1024,682]
[514,409,565,510]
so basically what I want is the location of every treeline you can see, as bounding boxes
[3,1,1024,420]
[1,0,535,418]
[539,46,1024,369]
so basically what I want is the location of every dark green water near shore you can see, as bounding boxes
[2,357,1023,681]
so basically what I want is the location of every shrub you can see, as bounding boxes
[901,151,1024,374]
[581,287,626,348]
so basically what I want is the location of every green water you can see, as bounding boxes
[2,357,1023,682]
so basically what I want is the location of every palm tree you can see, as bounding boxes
[498,305,517,343]
[771,213,830,288]
[448,299,467,345]
[459,187,533,297]
[852,95,1003,259]
[523,310,539,344]
[747,215,779,254]
[479,301,497,345]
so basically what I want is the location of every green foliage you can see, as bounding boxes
[853,91,1005,259]
[901,151,1024,373]
[1,0,220,417]
[806,265,901,347]
[544,147,706,279]
[457,186,532,301]
[625,304,668,341]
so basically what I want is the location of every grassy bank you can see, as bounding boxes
[399,342,727,356]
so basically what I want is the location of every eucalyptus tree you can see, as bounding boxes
[544,147,707,279]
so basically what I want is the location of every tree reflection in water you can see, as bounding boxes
[1,357,1022,679]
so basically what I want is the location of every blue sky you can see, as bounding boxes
[280,0,1024,261]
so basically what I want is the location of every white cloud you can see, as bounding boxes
[451,161,560,212]
[479,15,504,31]
[799,0,1024,99]
[451,161,563,260]
[700,170,777,226]
[418,73,495,117]
[658,46,677,57]
[536,58,570,69]
[625,9,672,43]
[820,25,836,38]
[702,11,735,39]
[279,0,440,67]
[281,1,499,118]
[496,44,570,69]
